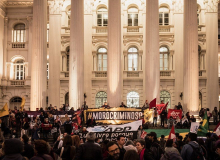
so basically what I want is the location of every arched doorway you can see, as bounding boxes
[10,97,22,109]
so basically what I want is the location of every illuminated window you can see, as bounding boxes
[128,47,138,71]
[127,91,139,107]
[160,46,169,70]
[97,48,107,71]
[128,7,138,26]
[14,59,25,80]
[95,91,107,108]
[97,8,108,26]
[12,23,25,42]
[159,7,169,25]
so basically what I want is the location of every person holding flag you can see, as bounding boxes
[197,109,209,137]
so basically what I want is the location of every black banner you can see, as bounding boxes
[84,108,143,124]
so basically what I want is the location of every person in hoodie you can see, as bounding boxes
[161,139,182,160]
[181,132,204,160]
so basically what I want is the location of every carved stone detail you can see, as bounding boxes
[172,0,184,13]
[4,17,8,26]
[84,0,94,14]
[203,0,219,12]
[48,1,63,15]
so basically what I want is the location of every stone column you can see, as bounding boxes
[173,0,184,106]
[30,0,47,111]
[69,0,84,110]
[183,0,199,112]
[205,0,219,112]
[107,0,122,107]
[144,0,160,102]
[27,16,33,80]
[3,17,7,80]
[48,1,62,107]
[0,8,5,85]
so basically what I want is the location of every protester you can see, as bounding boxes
[106,141,121,160]
[147,132,164,160]
[74,132,102,160]
[30,140,53,160]
[54,135,76,160]
[123,150,139,160]
[181,133,204,160]
[21,134,34,159]
[212,107,218,125]
[135,139,145,160]
[2,139,24,160]
[117,135,126,160]
[160,139,182,160]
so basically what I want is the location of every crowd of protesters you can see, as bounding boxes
[0,103,220,160]
[0,129,220,160]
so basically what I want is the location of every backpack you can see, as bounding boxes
[188,144,204,160]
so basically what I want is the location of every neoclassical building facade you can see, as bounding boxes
[0,0,219,112]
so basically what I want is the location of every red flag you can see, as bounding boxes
[168,125,176,140]
[156,104,165,115]
[149,98,156,110]
[163,102,169,111]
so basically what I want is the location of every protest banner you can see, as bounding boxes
[167,109,182,119]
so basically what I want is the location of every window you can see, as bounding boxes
[97,48,107,71]
[128,7,138,26]
[47,24,49,43]
[127,91,139,107]
[197,5,201,25]
[14,60,25,80]
[160,91,171,109]
[10,97,22,109]
[67,8,71,26]
[12,23,25,42]
[159,7,169,25]
[199,92,202,109]
[160,46,169,70]
[95,91,107,108]
[128,47,138,71]
[198,46,201,70]
[47,63,49,79]
[97,8,108,26]
[65,92,69,105]
[66,46,70,71]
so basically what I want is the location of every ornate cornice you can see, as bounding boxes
[4,2,33,7]
[203,0,219,12]
[172,0,184,13]
[48,0,63,15]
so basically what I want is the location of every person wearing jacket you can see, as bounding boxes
[74,132,102,160]
[181,133,204,160]
[21,134,34,159]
